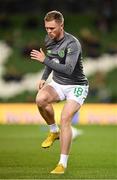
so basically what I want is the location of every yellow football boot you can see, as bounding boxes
[50,164,65,174]
[41,132,59,148]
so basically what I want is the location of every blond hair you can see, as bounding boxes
[44,10,64,23]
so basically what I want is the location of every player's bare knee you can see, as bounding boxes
[61,114,71,127]
[36,94,48,107]
[61,111,73,121]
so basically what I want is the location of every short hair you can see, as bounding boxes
[44,10,64,23]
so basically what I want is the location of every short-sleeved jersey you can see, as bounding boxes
[42,32,88,85]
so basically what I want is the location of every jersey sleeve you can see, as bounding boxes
[41,66,52,80]
[44,41,81,75]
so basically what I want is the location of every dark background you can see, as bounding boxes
[0,0,117,15]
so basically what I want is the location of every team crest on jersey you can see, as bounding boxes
[58,50,65,58]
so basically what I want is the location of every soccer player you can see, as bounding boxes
[30,10,89,174]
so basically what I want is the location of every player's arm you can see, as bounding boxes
[44,51,79,75]
[39,66,52,89]
[30,42,81,75]
[30,48,52,89]
[44,42,81,75]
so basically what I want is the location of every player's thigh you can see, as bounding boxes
[36,85,60,103]
[61,100,81,122]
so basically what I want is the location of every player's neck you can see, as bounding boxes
[56,30,64,41]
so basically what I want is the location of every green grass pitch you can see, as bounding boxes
[0,125,116,179]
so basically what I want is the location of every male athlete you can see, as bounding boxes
[30,10,89,174]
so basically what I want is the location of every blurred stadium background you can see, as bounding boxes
[0,0,117,179]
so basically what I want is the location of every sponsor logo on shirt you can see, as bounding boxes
[47,50,52,55]
[67,48,72,54]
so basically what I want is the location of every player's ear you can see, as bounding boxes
[61,23,64,29]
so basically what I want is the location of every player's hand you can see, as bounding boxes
[38,79,46,90]
[30,48,45,63]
